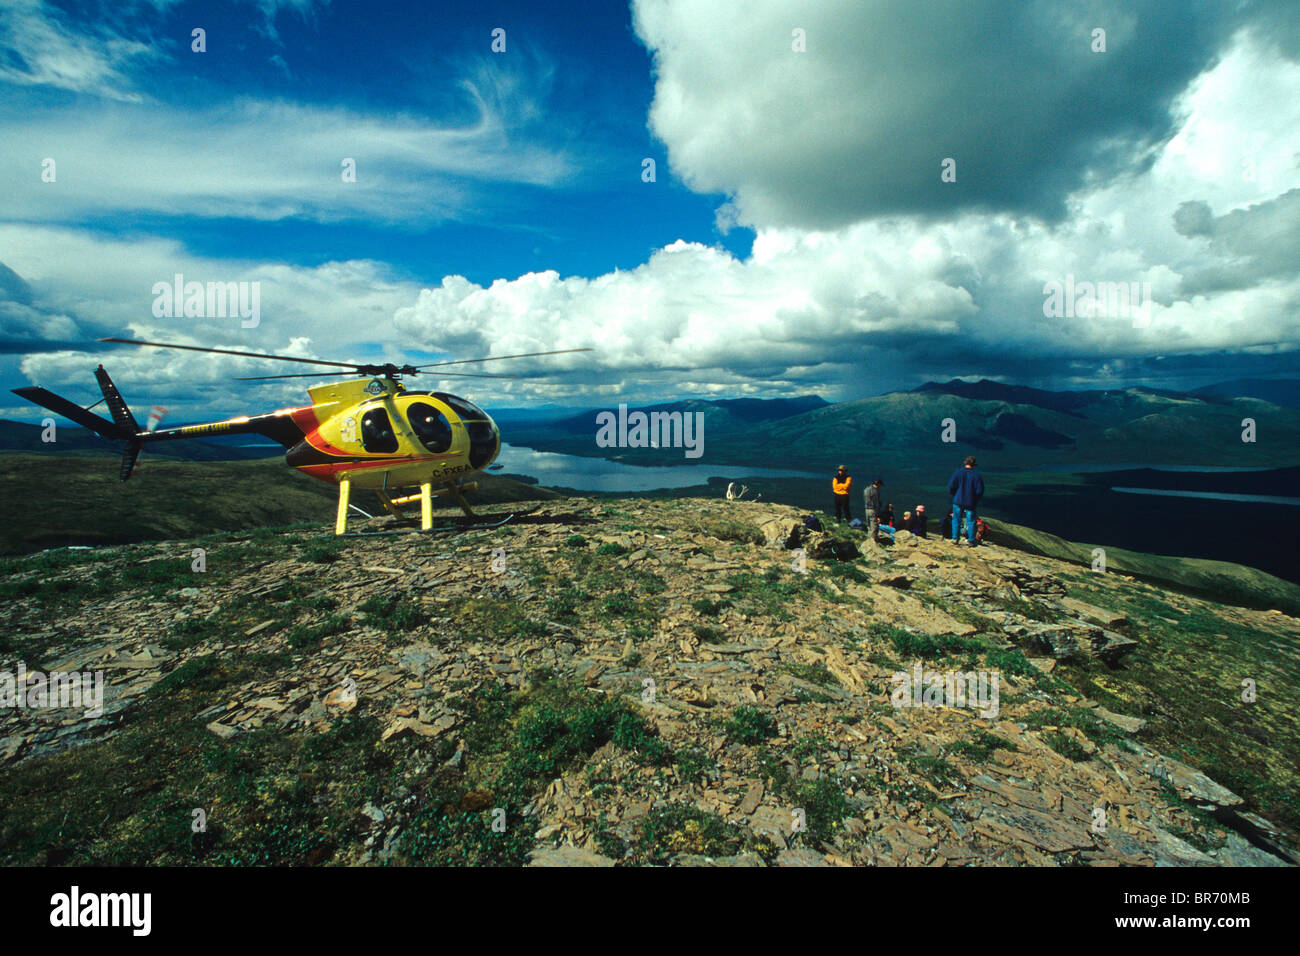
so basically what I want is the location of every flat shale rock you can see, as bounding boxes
[527,846,617,867]
[1150,827,1216,866]
[1057,597,1128,629]
[1136,751,1245,808]
[977,805,1093,854]
[776,847,831,867]
[859,586,977,636]
[1213,833,1290,867]
[675,852,766,867]
[1095,707,1146,734]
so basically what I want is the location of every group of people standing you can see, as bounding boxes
[831,456,986,547]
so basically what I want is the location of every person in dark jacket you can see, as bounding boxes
[947,456,985,545]
[831,465,853,523]
[863,477,884,542]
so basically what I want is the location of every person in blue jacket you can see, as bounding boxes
[947,455,984,546]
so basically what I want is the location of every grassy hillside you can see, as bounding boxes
[0,453,559,555]
[989,519,1300,618]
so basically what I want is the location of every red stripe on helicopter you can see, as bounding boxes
[296,458,441,481]
[300,425,367,459]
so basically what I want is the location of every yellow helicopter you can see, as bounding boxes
[13,337,590,535]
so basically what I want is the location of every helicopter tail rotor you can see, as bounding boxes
[119,440,143,481]
[94,365,141,435]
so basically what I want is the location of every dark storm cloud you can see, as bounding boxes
[839,341,1300,398]
[636,0,1285,228]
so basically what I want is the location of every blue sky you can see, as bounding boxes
[83,0,754,282]
[1,0,1298,422]
[9,0,753,281]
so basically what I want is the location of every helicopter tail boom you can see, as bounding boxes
[12,364,310,481]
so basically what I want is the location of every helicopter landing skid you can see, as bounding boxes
[338,508,535,538]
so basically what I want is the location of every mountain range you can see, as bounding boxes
[510,379,1300,473]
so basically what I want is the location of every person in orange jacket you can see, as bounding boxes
[831,464,853,524]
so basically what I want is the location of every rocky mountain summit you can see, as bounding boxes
[0,497,1296,867]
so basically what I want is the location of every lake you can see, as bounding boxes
[1110,487,1300,506]
[492,443,822,492]
[1009,463,1277,474]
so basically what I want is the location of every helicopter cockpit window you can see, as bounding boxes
[406,402,453,453]
[360,406,399,454]
[433,392,488,421]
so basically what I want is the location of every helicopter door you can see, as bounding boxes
[405,402,453,453]
[359,406,399,454]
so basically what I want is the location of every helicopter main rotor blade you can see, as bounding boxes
[98,338,363,369]
[413,347,593,368]
[100,338,592,375]
[234,370,526,381]
[233,371,363,381]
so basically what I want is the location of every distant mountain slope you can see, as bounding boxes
[487,406,595,427]
[1193,379,1300,409]
[532,395,829,437]
[914,379,1099,417]
[916,378,1235,418]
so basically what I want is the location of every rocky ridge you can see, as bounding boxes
[0,497,1296,867]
